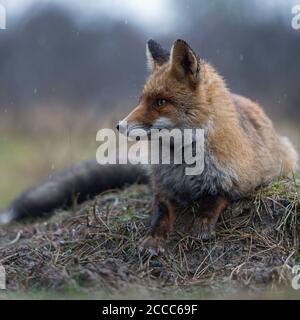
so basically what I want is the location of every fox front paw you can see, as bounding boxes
[138,235,166,256]
[191,216,217,240]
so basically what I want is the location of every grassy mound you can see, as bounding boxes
[0,178,299,299]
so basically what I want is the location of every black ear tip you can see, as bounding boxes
[147,39,155,45]
[146,39,169,66]
[174,39,189,47]
[147,39,155,47]
[147,39,160,50]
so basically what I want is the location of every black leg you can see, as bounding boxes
[139,196,176,255]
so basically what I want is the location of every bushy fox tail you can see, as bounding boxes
[0,160,148,224]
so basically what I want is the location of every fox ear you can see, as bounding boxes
[146,39,170,72]
[170,39,200,86]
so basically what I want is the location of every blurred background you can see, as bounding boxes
[0,0,299,209]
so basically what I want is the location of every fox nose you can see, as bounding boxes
[116,120,128,134]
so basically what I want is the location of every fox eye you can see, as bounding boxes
[155,98,167,107]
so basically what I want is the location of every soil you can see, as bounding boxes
[0,179,299,299]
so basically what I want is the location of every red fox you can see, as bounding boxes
[1,39,298,255]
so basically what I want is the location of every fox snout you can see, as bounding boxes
[116,104,152,137]
[116,118,150,138]
[116,116,176,138]
[116,120,131,135]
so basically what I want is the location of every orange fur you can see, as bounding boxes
[119,39,299,254]
[123,41,298,192]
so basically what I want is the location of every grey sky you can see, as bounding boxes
[0,0,180,34]
[0,0,295,35]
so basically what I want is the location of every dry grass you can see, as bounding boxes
[0,177,299,299]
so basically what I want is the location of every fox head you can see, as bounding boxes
[117,39,215,137]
